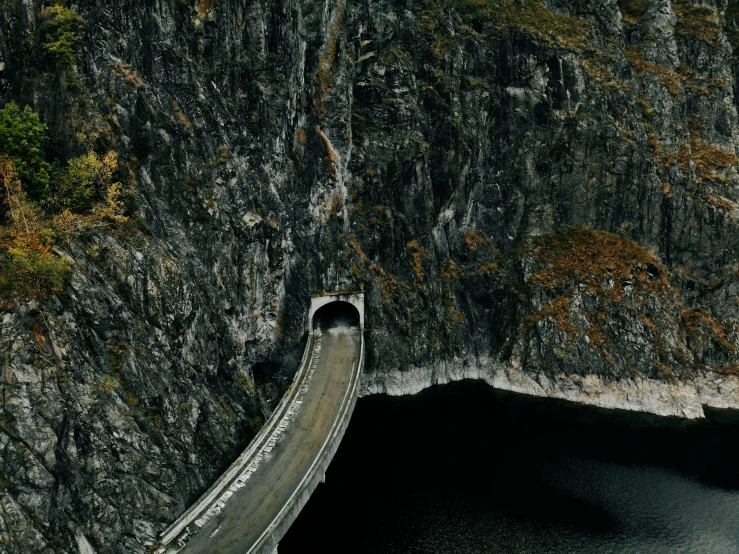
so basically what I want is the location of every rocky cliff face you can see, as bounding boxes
[2,0,739,552]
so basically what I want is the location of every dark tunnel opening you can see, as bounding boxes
[312,301,360,332]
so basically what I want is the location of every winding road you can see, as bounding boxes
[176,314,362,554]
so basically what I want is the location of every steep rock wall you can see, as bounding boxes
[2,0,739,552]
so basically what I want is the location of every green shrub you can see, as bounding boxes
[0,246,71,299]
[95,375,119,396]
[246,416,264,434]
[0,102,51,200]
[59,150,117,212]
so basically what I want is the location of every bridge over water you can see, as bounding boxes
[158,292,365,554]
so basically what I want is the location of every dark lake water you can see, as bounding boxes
[279,380,739,554]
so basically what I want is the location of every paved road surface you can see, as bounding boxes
[181,322,361,554]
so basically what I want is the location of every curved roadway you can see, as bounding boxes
[180,320,362,554]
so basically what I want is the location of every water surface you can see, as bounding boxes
[280,381,739,553]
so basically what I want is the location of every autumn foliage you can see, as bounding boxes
[0,156,71,298]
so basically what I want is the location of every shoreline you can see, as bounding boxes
[360,359,739,420]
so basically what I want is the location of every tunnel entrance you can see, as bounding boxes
[311,301,360,332]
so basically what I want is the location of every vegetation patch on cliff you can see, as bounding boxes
[673,0,722,47]
[0,1,137,304]
[617,0,651,25]
[625,47,682,96]
[39,3,85,70]
[525,227,671,299]
[516,227,690,376]
[681,308,735,353]
[417,0,591,53]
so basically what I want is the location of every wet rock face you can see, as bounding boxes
[2,0,739,551]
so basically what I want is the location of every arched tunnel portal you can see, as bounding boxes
[311,301,360,332]
[307,292,365,333]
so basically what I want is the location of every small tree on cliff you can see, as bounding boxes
[39,3,85,71]
[0,102,51,202]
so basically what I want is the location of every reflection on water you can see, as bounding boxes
[279,381,739,554]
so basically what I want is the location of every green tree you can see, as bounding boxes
[0,102,51,201]
[39,4,85,70]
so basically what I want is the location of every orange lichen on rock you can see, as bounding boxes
[407,240,429,282]
[441,259,461,279]
[526,226,671,301]
[464,229,497,252]
[681,308,736,352]
[519,227,682,365]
